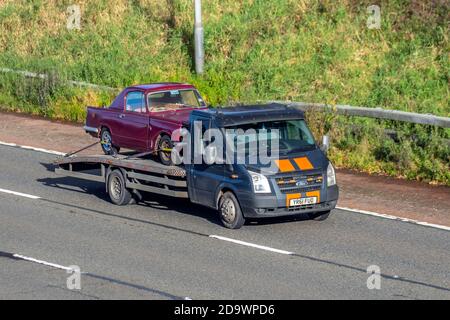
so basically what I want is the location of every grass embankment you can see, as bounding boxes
[0,0,448,184]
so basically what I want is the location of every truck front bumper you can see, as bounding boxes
[239,185,339,218]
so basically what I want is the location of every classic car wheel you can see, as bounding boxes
[100,128,119,156]
[158,135,173,166]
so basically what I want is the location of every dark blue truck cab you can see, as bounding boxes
[185,104,339,229]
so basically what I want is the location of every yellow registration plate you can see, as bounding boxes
[289,197,318,207]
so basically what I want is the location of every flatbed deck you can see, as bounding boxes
[55,154,188,198]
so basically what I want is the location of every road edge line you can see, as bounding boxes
[337,206,450,231]
[0,140,65,156]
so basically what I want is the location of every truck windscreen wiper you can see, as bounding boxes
[286,145,316,154]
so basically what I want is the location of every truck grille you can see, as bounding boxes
[275,173,323,194]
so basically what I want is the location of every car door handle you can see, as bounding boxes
[119,114,125,119]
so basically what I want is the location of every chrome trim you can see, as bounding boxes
[83,126,99,134]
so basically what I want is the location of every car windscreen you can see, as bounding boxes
[225,119,317,156]
[148,90,206,112]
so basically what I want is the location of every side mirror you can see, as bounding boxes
[320,135,330,154]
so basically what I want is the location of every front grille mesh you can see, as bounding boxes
[275,173,323,194]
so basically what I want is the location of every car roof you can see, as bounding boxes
[192,103,305,126]
[127,83,195,92]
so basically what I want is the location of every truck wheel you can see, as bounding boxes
[308,210,332,221]
[218,192,245,229]
[107,170,132,206]
[101,128,119,156]
[158,135,173,166]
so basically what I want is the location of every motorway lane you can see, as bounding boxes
[0,145,449,299]
[0,258,174,300]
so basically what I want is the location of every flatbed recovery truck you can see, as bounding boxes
[55,104,339,229]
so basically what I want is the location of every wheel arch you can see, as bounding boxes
[100,125,111,135]
[215,184,240,210]
[153,131,172,152]
[216,186,246,229]
[100,125,115,144]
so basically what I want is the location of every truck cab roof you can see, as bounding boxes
[191,103,305,127]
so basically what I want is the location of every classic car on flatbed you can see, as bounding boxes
[84,83,207,165]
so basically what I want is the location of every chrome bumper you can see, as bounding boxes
[83,126,99,134]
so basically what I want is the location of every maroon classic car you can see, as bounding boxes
[84,83,207,165]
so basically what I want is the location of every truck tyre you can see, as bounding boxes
[158,135,173,166]
[308,210,332,221]
[218,192,245,229]
[107,170,132,206]
[100,128,119,156]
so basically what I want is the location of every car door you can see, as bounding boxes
[188,117,225,207]
[116,91,150,151]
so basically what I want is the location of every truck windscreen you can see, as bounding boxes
[226,119,317,155]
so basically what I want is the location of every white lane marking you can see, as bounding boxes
[0,141,65,156]
[0,188,41,200]
[210,235,294,255]
[337,206,450,232]
[12,254,76,272]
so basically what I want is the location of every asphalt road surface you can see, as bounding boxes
[0,145,449,300]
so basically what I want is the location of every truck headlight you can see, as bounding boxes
[327,163,337,187]
[249,171,271,194]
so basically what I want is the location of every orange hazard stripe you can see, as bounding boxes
[274,159,295,173]
[294,157,314,170]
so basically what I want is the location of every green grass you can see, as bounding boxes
[0,0,449,184]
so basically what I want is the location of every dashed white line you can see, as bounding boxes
[209,235,294,255]
[0,188,41,200]
[337,206,450,232]
[0,141,65,156]
[12,254,76,272]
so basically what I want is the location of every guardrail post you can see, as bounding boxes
[194,0,204,74]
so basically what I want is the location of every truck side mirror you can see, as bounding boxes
[320,135,330,154]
